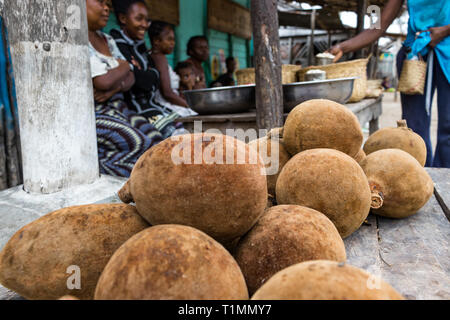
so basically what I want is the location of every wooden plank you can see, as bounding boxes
[0,285,23,300]
[344,214,382,276]
[426,168,450,222]
[208,0,251,40]
[181,98,382,132]
[179,111,259,123]
[145,0,179,26]
[376,195,450,300]
[346,97,380,114]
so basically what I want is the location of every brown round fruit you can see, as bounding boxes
[283,99,363,157]
[251,260,405,300]
[58,295,80,300]
[119,133,268,243]
[354,149,366,164]
[235,205,346,295]
[360,149,434,218]
[94,225,249,300]
[0,204,149,300]
[276,149,372,238]
[248,130,291,196]
[363,120,427,166]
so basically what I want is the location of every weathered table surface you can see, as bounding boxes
[179,97,382,136]
[345,168,450,300]
[0,167,448,300]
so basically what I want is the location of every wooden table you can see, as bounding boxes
[345,168,450,300]
[0,167,448,300]
[179,97,383,137]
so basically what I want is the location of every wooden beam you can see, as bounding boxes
[3,0,99,194]
[278,11,312,29]
[308,9,316,66]
[356,0,368,58]
[251,0,284,130]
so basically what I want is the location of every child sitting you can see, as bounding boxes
[175,62,197,99]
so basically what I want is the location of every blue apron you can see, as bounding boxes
[404,0,450,84]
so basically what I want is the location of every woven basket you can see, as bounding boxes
[298,58,370,103]
[236,68,255,85]
[366,80,384,98]
[398,59,427,95]
[236,65,302,85]
[282,64,302,83]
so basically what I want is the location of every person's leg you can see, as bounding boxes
[432,55,450,168]
[95,101,157,177]
[120,104,165,143]
[397,47,435,166]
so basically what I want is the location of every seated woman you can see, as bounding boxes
[86,0,163,177]
[110,0,184,138]
[148,21,197,117]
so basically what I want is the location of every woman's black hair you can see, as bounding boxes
[111,0,146,25]
[148,20,173,43]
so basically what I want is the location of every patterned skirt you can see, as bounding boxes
[95,99,164,177]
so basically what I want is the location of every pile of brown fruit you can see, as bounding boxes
[0,99,434,300]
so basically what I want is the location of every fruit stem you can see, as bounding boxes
[118,180,134,204]
[397,120,408,128]
[267,127,283,139]
[371,192,383,209]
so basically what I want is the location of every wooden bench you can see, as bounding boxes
[179,97,383,137]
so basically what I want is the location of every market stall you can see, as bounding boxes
[179,97,382,137]
[0,0,449,303]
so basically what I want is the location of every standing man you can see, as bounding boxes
[330,0,450,168]
[184,36,210,89]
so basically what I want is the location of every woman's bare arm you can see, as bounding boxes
[330,0,404,61]
[152,53,188,107]
[93,59,133,91]
[93,66,135,103]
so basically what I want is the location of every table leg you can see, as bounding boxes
[369,117,379,136]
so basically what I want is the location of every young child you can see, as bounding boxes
[149,21,197,117]
[175,62,197,99]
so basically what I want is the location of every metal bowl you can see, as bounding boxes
[183,85,255,115]
[283,77,357,112]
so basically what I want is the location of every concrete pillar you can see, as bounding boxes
[2,0,99,194]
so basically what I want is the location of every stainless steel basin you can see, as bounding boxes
[184,85,255,115]
[283,77,357,112]
[184,77,356,115]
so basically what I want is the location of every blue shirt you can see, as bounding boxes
[403,0,450,83]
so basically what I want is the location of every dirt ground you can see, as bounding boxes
[363,91,438,150]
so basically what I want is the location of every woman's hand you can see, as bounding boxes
[94,88,117,103]
[130,56,142,70]
[429,25,450,48]
[328,44,344,63]
[94,85,121,103]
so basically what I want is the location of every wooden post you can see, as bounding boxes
[356,0,368,58]
[327,31,332,49]
[3,0,99,194]
[308,9,316,66]
[251,0,283,131]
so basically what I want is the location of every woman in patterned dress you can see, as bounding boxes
[86,0,163,177]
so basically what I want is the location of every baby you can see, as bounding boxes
[175,62,197,99]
